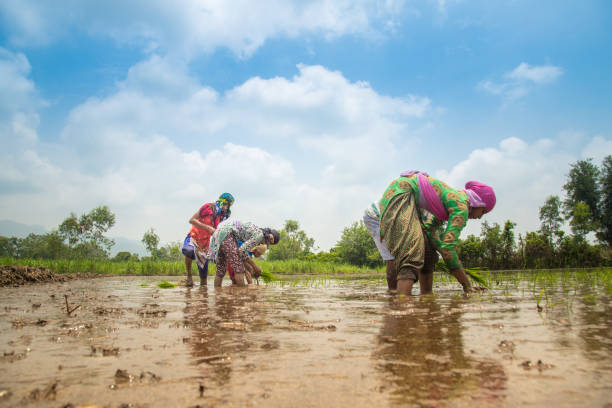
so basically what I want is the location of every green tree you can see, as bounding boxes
[480,221,503,269]
[58,206,116,258]
[570,202,597,238]
[457,235,484,268]
[539,195,563,244]
[112,251,139,262]
[157,241,183,261]
[0,236,19,258]
[266,220,315,261]
[141,228,160,258]
[500,220,517,269]
[598,155,612,246]
[563,158,601,227]
[523,231,553,269]
[334,221,381,267]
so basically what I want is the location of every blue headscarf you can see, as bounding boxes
[215,192,235,219]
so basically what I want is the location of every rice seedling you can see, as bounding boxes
[157,280,176,289]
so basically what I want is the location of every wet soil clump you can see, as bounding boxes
[0,265,95,287]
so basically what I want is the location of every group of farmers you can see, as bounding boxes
[181,193,280,287]
[184,171,495,294]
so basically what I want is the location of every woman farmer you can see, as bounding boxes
[182,193,234,287]
[379,171,495,296]
[207,220,280,287]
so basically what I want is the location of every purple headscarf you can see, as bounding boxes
[464,181,496,212]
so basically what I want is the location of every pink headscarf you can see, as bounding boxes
[400,170,448,221]
[464,181,496,212]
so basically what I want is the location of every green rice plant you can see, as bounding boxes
[536,289,544,311]
[465,268,489,287]
[260,270,276,283]
[157,280,176,289]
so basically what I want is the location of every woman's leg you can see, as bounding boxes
[214,249,227,287]
[380,193,425,296]
[418,238,438,294]
[218,233,247,287]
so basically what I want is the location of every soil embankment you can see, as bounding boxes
[0,265,95,287]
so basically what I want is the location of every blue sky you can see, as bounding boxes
[1,0,611,252]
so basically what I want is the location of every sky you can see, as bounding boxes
[1,0,611,253]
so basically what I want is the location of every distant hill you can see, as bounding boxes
[0,219,47,237]
[0,219,146,257]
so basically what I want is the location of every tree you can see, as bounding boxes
[142,228,160,258]
[157,241,183,261]
[569,202,597,238]
[334,221,381,267]
[500,220,517,269]
[457,235,484,268]
[563,159,601,226]
[539,195,563,244]
[524,231,553,269]
[58,206,116,258]
[480,221,503,269]
[266,220,315,261]
[112,251,139,262]
[598,155,612,246]
[0,236,19,258]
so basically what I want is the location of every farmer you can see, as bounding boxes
[363,203,397,290]
[379,171,495,296]
[207,220,280,287]
[182,193,235,287]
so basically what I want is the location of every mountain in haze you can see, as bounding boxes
[0,219,146,256]
[0,219,47,237]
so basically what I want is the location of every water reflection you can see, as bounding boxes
[183,286,266,387]
[374,297,507,406]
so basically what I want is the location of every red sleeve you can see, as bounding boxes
[198,203,214,219]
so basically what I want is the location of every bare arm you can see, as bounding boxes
[450,267,474,292]
[189,210,215,234]
[245,258,262,278]
[243,262,253,284]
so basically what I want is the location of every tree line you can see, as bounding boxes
[1,156,610,269]
[0,207,181,262]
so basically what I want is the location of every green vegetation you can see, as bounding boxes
[1,157,610,276]
[157,280,177,289]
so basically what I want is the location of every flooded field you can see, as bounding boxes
[1,273,611,407]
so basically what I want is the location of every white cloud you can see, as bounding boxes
[2,58,432,250]
[1,51,604,253]
[0,47,40,116]
[478,62,564,102]
[0,0,407,58]
[506,62,564,84]
[436,133,609,238]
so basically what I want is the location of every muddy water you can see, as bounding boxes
[0,276,610,407]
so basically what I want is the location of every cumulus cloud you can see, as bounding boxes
[1,49,603,252]
[2,56,432,249]
[0,0,406,58]
[478,62,564,102]
[435,133,609,238]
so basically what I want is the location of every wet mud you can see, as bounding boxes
[0,275,611,407]
[0,265,96,287]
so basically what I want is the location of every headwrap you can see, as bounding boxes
[215,192,235,217]
[400,170,448,221]
[261,228,280,245]
[464,181,496,212]
[400,170,430,178]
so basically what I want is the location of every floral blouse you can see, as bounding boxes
[206,220,264,262]
[379,174,469,269]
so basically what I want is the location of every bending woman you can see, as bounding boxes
[379,171,495,296]
[207,220,280,287]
